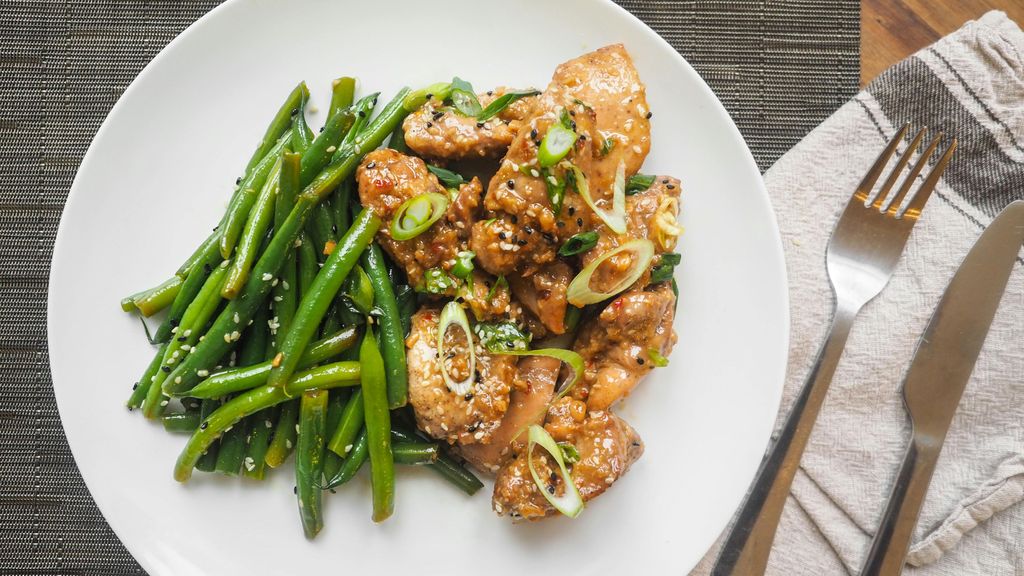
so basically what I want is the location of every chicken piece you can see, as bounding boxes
[406,306,517,445]
[356,149,482,290]
[471,44,651,277]
[583,175,682,293]
[459,355,560,474]
[572,283,677,411]
[492,397,644,521]
[507,260,573,334]
[402,88,539,160]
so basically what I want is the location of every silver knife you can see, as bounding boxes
[859,199,1024,576]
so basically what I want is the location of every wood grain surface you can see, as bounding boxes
[862,0,1024,85]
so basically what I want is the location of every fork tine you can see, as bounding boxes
[854,123,910,203]
[882,132,943,215]
[901,138,957,220]
[871,127,927,210]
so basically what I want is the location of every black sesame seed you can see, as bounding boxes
[661,179,669,184]
[549,472,558,483]
[367,161,376,169]
[556,221,565,228]
[293,486,298,495]
[576,217,584,227]
[161,366,171,373]
[636,357,645,365]
[570,120,577,131]
[645,111,653,119]
[517,239,527,246]
[579,134,587,142]
[235,176,242,184]
[498,232,507,240]
[200,422,208,430]
[371,97,378,106]
[666,184,676,189]
[468,423,478,432]
[432,111,444,121]
[569,110,575,116]
[523,226,533,234]
[476,122,484,128]
[358,110,366,118]
[506,179,515,189]
[542,232,555,243]
[290,108,298,116]
[204,263,212,274]
[170,318,180,327]
[177,336,187,342]
[464,393,474,401]
[547,485,556,495]
[132,382,138,390]
[318,126,324,133]
[510,215,518,224]
[426,121,433,128]
[568,206,576,216]
[425,93,433,100]
[530,128,538,140]
[487,90,494,96]
[331,225,338,234]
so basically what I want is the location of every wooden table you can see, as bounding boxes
[862,0,1024,86]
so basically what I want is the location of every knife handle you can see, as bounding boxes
[859,438,940,576]
[711,304,858,576]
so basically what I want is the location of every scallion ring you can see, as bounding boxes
[571,162,627,234]
[437,301,475,395]
[527,424,584,518]
[566,238,656,306]
[390,192,448,241]
[538,124,578,168]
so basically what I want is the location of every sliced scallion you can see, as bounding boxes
[626,173,656,195]
[477,89,540,122]
[437,301,475,395]
[648,348,669,367]
[650,252,681,284]
[451,250,475,281]
[449,77,482,117]
[559,231,599,257]
[527,424,584,518]
[571,162,627,235]
[390,192,448,241]
[539,124,578,168]
[566,238,656,306]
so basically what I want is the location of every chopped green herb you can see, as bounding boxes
[449,77,482,117]
[647,348,669,368]
[650,252,681,284]
[421,267,457,295]
[427,164,465,189]
[572,98,593,112]
[600,137,616,157]
[477,89,540,122]
[558,231,599,257]
[557,442,581,464]
[626,173,656,195]
[541,167,567,215]
[563,305,583,333]
[474,321,532,352]
[486,274,508,300]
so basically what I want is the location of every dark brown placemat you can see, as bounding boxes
[0,1,858,573]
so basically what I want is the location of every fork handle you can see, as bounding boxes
[711,303,858,576]
[859,437,940,576]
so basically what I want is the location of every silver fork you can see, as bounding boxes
[712,124,958,576]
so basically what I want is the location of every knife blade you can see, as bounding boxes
[860,199,1024,576]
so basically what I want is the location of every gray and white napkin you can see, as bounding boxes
[692,11,1024,576]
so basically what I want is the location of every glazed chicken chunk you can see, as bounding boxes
[356,148,482,291]
[403,87,539,160]
[573,283,678,411]
[492,397,644,521]
[406,307,518,446]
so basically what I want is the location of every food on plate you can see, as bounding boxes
[121,44,681,537]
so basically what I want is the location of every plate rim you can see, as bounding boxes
[47,0,790,573]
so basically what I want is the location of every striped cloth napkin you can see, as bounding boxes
[692,11,1024,576]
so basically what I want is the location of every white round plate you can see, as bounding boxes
[49,0,788,574]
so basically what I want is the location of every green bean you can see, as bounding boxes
[323,428,368,489]
[358,328,394,522]
[127,344,167,410]
[223,153,286,298]
[145,262,230,418]
[297,231,317,298]
[327,388,364,458]
[270,152,302,356]
[388,123,407,153]
[296,389,328,538]
[214,314,268,475]
[292,93,314,156]
[176,230,219,279]
[219,130,297,260]
[391,427,482,495]
[187,327,358,398]
[193,361,360,401]
[153,245,220,344]
[174,366,361,482]
[163,87,422,395]
[265,209,380,391]
[392,442,438,465]
[162,411,201,433]
[121,276,182,316]
[362,244,407,408]
[307,202,337,258]
[321,390,350,482]
[332,179,355,236]
[242,406,275,480]
[265,400,298,469]
[327,77,356,120]
[300,100,360,187]
[195,398,221,472]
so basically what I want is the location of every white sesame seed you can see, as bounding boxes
[274,296,283,302]
[233,312,240,323]
[632,145,643,154]
[326,145,336,153]
[230,331,241,341]
[180,345,190,352]
[224,333,232,343]
[344,444,353,453]
[474,431,484,440]
[285,440,293,449]
[199,335,205,341]
[282,280,290,291]
[309,105,319,114]
[197,369,209,377]
[294,238,303,248]
[174,376,182,384]
[183,329,192,337]
[170,326,178,334]
[547,175,557,185]
[265,420,273,428]
[295,424,300,434]
[530,169,540,178]
[262,273,273,281]
[166,357,176,365]
[171,350,180,358]
[160,400,169,406]
[244,457,256,471]
[225,426,232,432]
[440,423,449,431]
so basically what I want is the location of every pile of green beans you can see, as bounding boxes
[121,77,484,539]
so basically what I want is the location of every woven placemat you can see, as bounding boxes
[0,1,858,573]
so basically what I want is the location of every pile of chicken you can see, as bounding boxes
[356,45,680,521]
